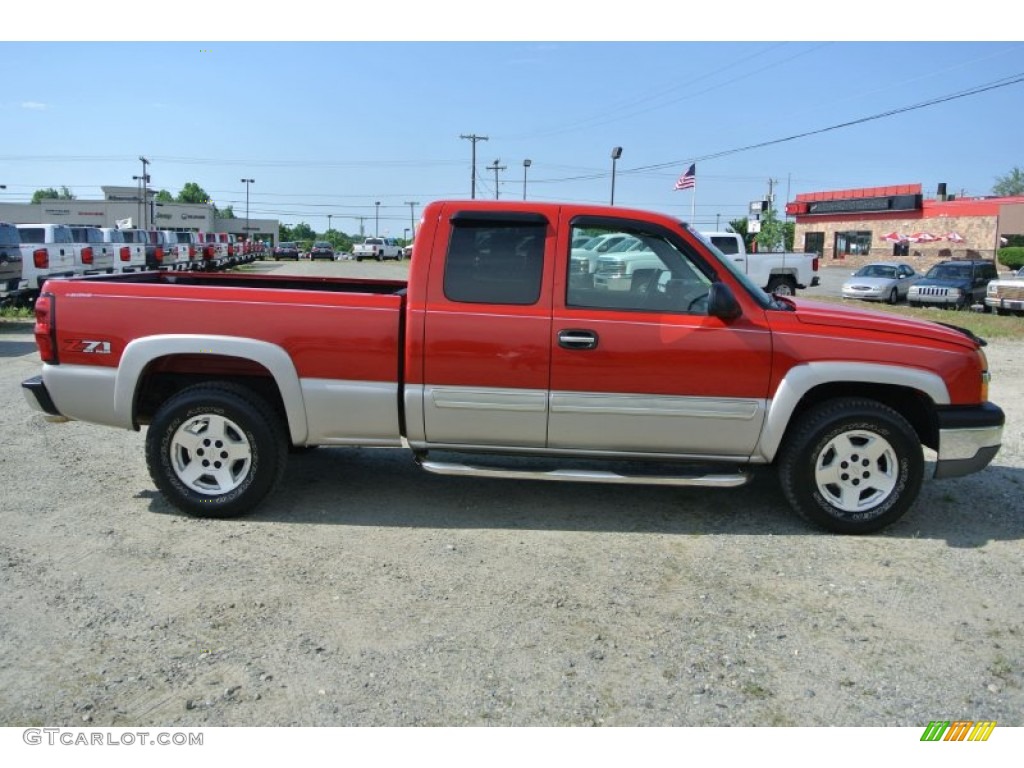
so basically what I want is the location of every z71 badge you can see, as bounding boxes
[68,340,112,354]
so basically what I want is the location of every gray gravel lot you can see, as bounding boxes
[0,260,1021,727]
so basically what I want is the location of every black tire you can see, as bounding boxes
[888,287,899,304]
[145,383,288,518]
[766,276,796,296]
[777,398,923,534]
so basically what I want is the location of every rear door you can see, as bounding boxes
[419,210,553,448]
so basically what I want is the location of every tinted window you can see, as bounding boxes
[709,235,740,255]
[444,221,545,305]
[17,227,44,243]
[0,225,20,246]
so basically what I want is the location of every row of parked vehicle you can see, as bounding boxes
[0,222,268,305]
[839,258,1016,312]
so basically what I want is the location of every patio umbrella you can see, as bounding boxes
[945,232,965,243]
[881,232,905,243]
[909,232,940,243]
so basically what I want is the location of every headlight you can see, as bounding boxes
[987,284,997,295]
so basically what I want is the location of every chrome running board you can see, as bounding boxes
[417,459,751,488]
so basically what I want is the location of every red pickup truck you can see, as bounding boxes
[22,200,1004,533]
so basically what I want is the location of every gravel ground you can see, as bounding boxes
[0,262,1021,727]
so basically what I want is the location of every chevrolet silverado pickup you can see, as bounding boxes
[21,200,1005,534]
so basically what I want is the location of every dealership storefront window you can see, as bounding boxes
[835,230,872,257]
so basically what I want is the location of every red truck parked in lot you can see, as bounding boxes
[22,200,1004,533]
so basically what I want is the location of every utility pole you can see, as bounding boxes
[460,134,489,199]
[767,177,779,207]
[404,201,419,242]
[137,156,150,229]
[486,158,506,200]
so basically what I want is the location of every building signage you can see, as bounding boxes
[805,193,922,215]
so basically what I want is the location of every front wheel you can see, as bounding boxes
[146,383,288,518]
[777,398,923,534]
[888,287,899,304]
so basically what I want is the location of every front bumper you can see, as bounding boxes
[985,297,1024,311]
[934,402,1004,479]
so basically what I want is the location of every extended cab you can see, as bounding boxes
[21,200,1004,534]
[353,237,403,261]
[68,226,115,276]
[99,227,147,274]
[700,231,819,296]
[0,222,25,301]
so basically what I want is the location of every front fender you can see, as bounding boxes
[754,362,949,462]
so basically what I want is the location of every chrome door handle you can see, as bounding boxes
[558,330,599,350]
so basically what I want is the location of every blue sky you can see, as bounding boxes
[2,17,1021,237]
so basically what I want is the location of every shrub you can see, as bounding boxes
[997,247,1024,271]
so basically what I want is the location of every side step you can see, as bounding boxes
[416,459,751,488]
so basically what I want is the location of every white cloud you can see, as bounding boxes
[21,101,48,110]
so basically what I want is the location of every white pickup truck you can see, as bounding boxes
[353,237,403,262]
[699,231,819,296]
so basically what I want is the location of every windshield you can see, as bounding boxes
[688,226,776,308]
[855,264,897,279]
[0,226,19,246]
[926,264,971,281]
[313,241,331,248]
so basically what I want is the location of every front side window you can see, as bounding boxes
[567,221,713,314]
[444,220,545,305]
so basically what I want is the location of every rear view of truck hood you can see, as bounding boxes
[785,297,981,348]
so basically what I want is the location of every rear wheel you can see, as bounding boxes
[766,276,796,296]
[777,398,923,534]
[146,383,288,518]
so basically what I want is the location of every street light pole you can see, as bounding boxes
[327,214,333,236]
[610,147,622,206]
[240,178,254,241]
[404,201,419,243]
[374,202,381,237]
[522,159,531,200]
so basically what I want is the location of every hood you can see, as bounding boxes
[780,297,981,349]
[843,276,895,288]
[914,277,970,289]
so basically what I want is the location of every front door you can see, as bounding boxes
[548,215,773,458]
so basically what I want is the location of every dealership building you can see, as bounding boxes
[0,186,278,244]
[786,183,1024,268]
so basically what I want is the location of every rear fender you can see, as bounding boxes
[114,334,308,444]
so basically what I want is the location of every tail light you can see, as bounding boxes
[812,256,820,272]
[155,247,164,262]
[228,244,234,255]
[34,292,58,364]
[33,248,49,269]
[188,245,196,259]
[120,246,131,262]
[81,246,94,265]
[204,245,215,260]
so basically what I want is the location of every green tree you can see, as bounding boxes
[993,166,1024,197]
[176,182,211,204]
[154,189,174,203]
[291,222,315,241]
[216,205,236,219]
[31,186,75,203]
[755,205,785,253]
[279,223,293,241]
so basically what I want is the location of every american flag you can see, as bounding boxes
[674,164,696,191]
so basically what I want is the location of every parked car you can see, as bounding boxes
[273,241,301,261]
[99,227,147,274]
[984,266,1024,316]
[841,262,920,304]
[118,229,156,271]
[15,223,77,293]
[309,241,335,261]
[353,237,403,261]
[68,226,115,275]
[0,222,25,300]
[907,259,999,310]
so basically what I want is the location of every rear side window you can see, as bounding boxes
[444,220,545,305]
[18,227,44,243]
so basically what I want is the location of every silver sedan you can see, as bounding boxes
[841,262,920,304]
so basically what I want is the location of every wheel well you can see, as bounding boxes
[784,383,939,451]
[133,354,287,430]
